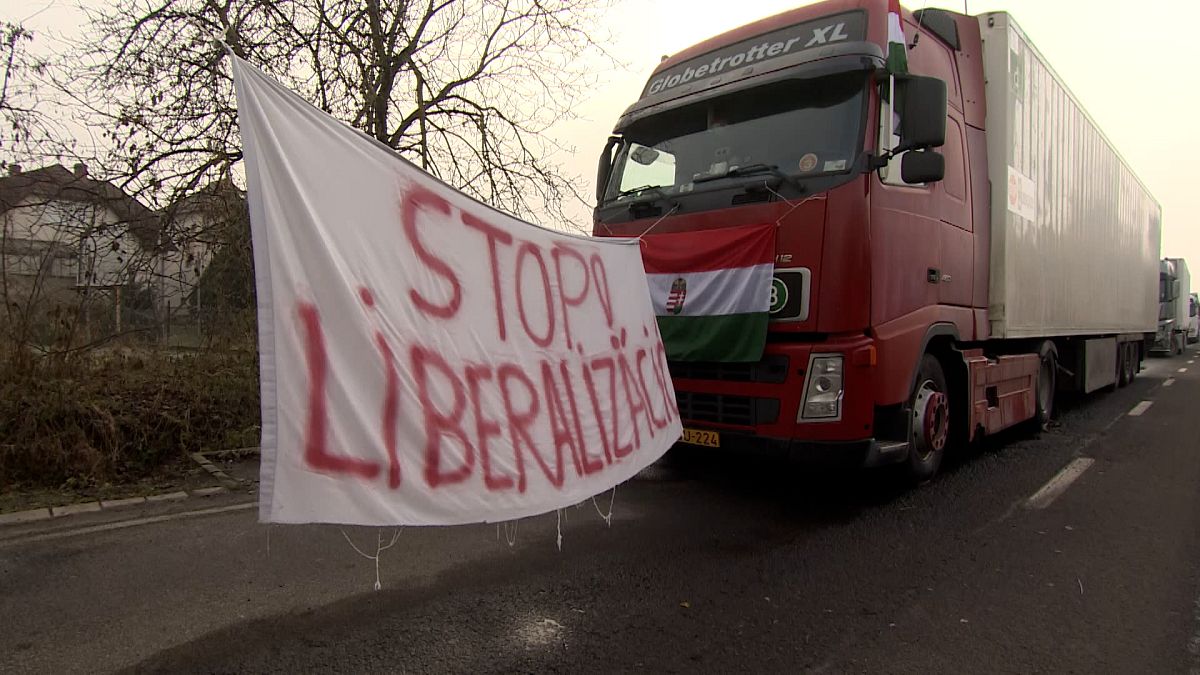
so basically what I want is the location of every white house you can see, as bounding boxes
[0,163,160,338]
[147,178,244,319]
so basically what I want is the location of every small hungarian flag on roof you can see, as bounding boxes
[887,0,909,75]
[641,223,774,362]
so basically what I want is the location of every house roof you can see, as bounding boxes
[156,176,247,252]
[171,176,245,216]
[0,164,160,249]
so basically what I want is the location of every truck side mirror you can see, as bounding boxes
[596,136,621,203]
[1173,279,1182,299]
[901,150,945,183]
[897,76,947,152]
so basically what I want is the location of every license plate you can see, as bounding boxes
[681,428,720,448]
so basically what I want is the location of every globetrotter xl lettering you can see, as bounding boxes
[643,11,866,98]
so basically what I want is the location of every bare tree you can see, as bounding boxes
[1,21,59,162]
[68,0,612,226]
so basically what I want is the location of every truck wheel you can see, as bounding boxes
[1116,343,1129,387]
[907,354,949,484]
[1031,342,1057,432]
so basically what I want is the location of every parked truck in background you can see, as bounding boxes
[1190,293,1199,344]
[1153,258,1191,354]
[594,0,1161,481]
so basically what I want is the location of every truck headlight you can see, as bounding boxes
[800,355,844,420]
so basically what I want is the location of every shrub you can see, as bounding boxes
[0,349,259,488]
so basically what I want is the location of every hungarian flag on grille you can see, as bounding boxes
[640,223,774,362]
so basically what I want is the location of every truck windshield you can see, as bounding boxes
[602,71,867,204]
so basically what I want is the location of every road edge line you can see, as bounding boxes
[0,502,256,547]
[1024,457,1095,511]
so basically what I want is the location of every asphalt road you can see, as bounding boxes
[2,350,1199,674]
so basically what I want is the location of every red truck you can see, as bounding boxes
[594,0,1160,481]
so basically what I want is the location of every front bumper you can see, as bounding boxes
[668,333,878,448]
[674,429,908,469]
[1152,331,1177,353]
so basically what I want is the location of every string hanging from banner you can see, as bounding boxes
[556,509,563,551]
[188,16,234,57]
[503,520,520,547]
[763,182,820,227]
[636,203,681,242]
[340,528,403,591]
[591,485,617,527]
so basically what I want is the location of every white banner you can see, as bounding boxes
[231,56,681,526]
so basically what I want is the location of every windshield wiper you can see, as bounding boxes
[693,163,796,185]
[611,184,678,215]
[616,184,669,200]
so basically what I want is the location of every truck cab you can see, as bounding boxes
[593,1,984,478]
[1189,293,1199,344]
[1154,258,1189,355]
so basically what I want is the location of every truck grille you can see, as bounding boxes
[676,391,780,426]
[667,355,790,384]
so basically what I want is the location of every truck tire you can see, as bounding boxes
[907,354,949,484]
[1117,342,1135,387]
[1031,342,1057,432]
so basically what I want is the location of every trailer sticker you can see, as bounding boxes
[1007,166,1037,221]
[798,153,819,172]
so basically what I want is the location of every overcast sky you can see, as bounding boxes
[558,0,1197,292]
[6,0,1196,290]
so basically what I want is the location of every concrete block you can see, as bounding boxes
[100,496,147,510]
[0,508,52,525]
[146,491,189,503]
[190,486,228,497]
[51,501,102,517]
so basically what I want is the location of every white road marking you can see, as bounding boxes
[0,502,255,547]
[1188,360,1195,364]
[1025,458,1095,510]
[1128,401,1154,417]
[1179,368,1189,373]
[1164,378,1176,387]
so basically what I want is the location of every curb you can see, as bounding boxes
[190,452,242,488]
[0,485,236,527]
[0,446,261,528]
